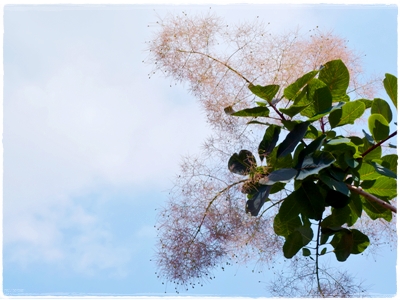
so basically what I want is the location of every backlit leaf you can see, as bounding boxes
[368,114,389,141]
[383,73,397,109]
[249,84,280,103]
[329,100,365,128]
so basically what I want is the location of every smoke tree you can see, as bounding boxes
[146,11,397,297]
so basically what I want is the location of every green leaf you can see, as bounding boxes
[298,79,328,117]
[245,185,271,216]
[274,214,302,238]
[330,229,353,262]
[383,73,397,109]
[371,98,393,123]
[358,162,381,180]
[267,147,293,171]
[277,122,309,158]
[361,177,397,199]
[228,150,257,175]
[295,134,326,169]
[284,70,319,100]
[324,189,351,209]
[380,154,398,174]
[249,84,280,103]
[319,59,350,101]
[330,229,369,261]
[259,168,297,185]
[295,181,325,220]
[329,100,366,128]
[362,129,375,145]
[319,174,350,197]
[246,120,272,126]
[283,226,313,258]
[368,114,389,142]
[231,106,270,117]
[350,229,370,255]
[357,98,373,109]
[296,151,336,181]
[307,101,345,122]
[361,196,392,221]
[258,125,281,162]
[320,248,327,255]
[278,192,302,221]
[301,86,333,117]
[270,182,286,194]
[302,248,311,256]
[279,105,309,117]
[370,161,397,179]
[359,137,382,161]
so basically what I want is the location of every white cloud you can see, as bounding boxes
[4,14,211,276]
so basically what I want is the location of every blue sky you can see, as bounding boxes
[2,2,398,298]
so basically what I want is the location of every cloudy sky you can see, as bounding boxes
[2,2,398,298]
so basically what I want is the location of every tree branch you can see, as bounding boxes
[346,184,397,214]
[361,131,397,158]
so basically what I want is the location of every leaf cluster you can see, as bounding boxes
[227,60,397,262]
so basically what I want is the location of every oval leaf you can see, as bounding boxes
[249,84,280,103]
[368,113,389,141]
[258,125,281,162]
[383,73,397,109]
[319,59,350,101]
[329,100,365,128]
[259,168,297,185]
[228,150,257,175]
[231,106,270,117]
[277,122,310,158]
[371,98,392,123]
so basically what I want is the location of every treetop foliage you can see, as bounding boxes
[146,12,397,297]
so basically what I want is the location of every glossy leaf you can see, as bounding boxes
[295,134,326,169]
[371,98,392,123]
[329,100,365,128]
[368,114,389,141]
[245,185,272,216]
[258,125,281,162]
[259,168,297,185]
[296,151,335,181]
[319,59,350,101]
[383,73,397,109]
[370,161,397,179]
[277,122,310,158]
[249,84,280,103]
[319,174,350,197]
[228,150,257,175]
